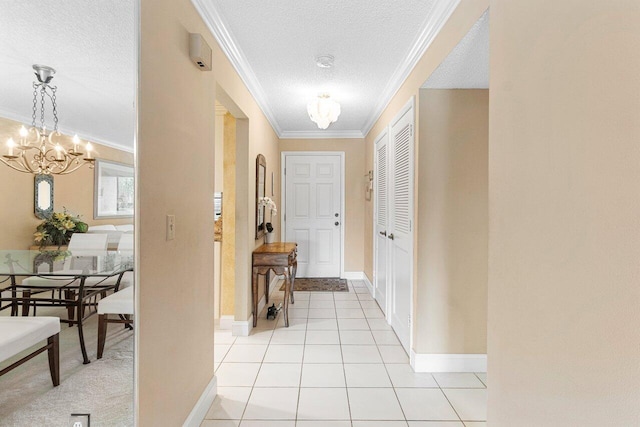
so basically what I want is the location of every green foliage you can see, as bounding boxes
[34,209,88,247]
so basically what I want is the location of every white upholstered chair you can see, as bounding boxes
[97,286,134,359]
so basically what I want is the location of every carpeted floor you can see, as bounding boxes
[0,306,133,427]
[279,277,349,292]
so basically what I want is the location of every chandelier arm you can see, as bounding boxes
[0,157,32,174]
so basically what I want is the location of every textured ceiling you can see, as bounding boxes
[0,1,135,151]
[196,0,464,138]
[423,10,489,89]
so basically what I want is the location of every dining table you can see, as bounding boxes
[0,249,133,364]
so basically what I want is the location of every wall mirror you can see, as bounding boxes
[34,174,54,219]
[255,154,266,239]
[94,159,134,219]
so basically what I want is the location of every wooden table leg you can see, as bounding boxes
[265,271,270,304]
[290,260,297,304]
[252,268,259,327]
[282,269,290,327]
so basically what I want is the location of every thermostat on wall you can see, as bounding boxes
[189,33,212,71]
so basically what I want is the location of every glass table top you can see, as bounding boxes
[0,250,134,277]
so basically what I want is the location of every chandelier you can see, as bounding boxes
[307,93,341,129]
[1,65,95,175]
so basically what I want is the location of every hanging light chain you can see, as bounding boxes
[31,82,38,128]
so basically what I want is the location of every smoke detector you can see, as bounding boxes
[315,55,335,68]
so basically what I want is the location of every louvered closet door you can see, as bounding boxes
[389,100,414,353]
[374,130,390,314]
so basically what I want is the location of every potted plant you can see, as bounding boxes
[33,209,88,248]
[258,197,277,243]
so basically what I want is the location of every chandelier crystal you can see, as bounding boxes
[307,93,341,129]
[1,65,95,175]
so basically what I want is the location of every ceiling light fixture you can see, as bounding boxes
[307,55,340,129]
[307,93,341,129]
[1,65,95,175]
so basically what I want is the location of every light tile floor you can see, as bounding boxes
[203,280,487,427]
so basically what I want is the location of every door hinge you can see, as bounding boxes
[408,314,411,326]
[409,220,412,232]
[410,124,413,137]
[284,167,286,175]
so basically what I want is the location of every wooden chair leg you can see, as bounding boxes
[21,290,31,316]
[47,334,60,386]
[97,314,107,359]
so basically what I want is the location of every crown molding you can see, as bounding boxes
[360,0,461,137]
[191,0,283,136]
[192,0,459,140]
[0,109,134,153]
[279,129,364,140]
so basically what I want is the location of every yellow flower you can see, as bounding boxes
[34,231,47,242]
[63,220,75,230]
[54,212,66,221]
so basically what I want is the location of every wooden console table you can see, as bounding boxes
[252,242,297,327]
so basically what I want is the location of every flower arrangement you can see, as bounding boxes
[258,197,277,233]
[34,209,88,248]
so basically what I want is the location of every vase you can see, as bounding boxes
[265,232,275,244]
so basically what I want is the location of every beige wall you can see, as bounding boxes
[415,89,488,354]
[364,0,489,284]
[138,0,280,423]
[0,116,133,250]
[488,0,640,425]
[279,138,366,273]
[138,1,216,424]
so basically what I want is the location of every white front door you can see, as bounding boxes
[389,99,414,353]
[284,154,342,277]
[374,130,389,314]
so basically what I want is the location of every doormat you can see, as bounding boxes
[279,278,349,292]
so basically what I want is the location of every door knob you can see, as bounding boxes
[387,233,394,240]
[379,231,387,236]
[335,222,340,226]
[335,213,339,217]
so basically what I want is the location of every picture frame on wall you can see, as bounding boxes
[94,159,134,219]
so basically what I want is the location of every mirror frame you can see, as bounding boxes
[255,154,266,240]
[34,174,54,219]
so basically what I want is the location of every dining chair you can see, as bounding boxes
[21,233,109,317]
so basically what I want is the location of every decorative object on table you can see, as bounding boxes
[255,154,267,239]
[1,65,95,175]
[279,277,348,292]
[34,174,54,219]
[259,196,277,243]
[266,302,282,320]
[94,160,134,219]
[34,210,88,248]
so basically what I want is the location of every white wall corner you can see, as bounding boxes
[182,375,217,427]
[231,317,253,337]
[410,350,487,373]
[343,272,374,296]
[218,315,234,330]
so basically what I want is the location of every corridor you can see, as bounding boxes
[204,280,487,426]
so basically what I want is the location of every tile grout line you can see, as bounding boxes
[340,282,354,424]
[433,375,465,423]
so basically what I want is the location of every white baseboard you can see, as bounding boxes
[344,271,374,296]
[231,318,252,336]
[411,350,487,372]
[182,375,217,427]
[218,315,234,330]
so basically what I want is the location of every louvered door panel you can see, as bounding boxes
[388,99,414,354]
[393,124,411,235]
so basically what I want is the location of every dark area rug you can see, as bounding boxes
[280,277,349,292]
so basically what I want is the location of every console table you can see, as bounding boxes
[252,242,297,327]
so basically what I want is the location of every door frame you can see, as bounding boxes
[281,151,346,278]
[373,127,390,316]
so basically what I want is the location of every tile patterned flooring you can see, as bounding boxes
[203,280,487,426]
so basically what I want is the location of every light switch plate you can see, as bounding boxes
[166,215,175,240]
[70,413,90,427]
